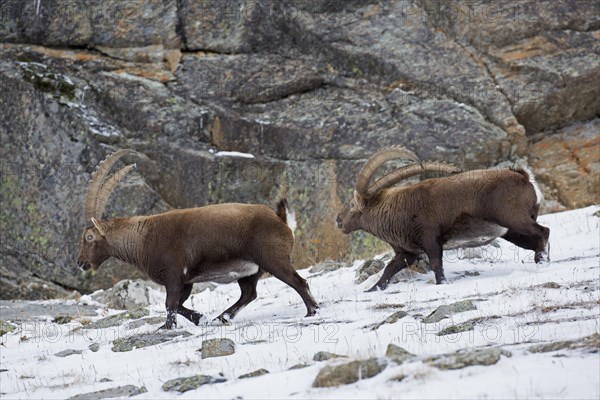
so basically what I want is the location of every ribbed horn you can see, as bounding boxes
[367,161,462,197]
[355,146,419,197]
[94,163,137,220]
[83,149,138,224]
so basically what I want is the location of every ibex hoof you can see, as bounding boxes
[159,310,178,330]
[157,322,176,330]
[214,314,232,325]
[365,284,384,292]
[190,311,204,326]
[534,251,549,264]
[305,308,318,317]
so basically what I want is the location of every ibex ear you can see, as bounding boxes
[91,217,106,237]
[353,190,366,211]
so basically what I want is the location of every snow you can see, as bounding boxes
[34,0,42,16]
[15,61,47,69]
[214,151,256,159]
[1,206,599,399]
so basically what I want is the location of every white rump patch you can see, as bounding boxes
[521,164,543,205]
[287,208,297,236]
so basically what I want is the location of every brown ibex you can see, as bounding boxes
[78,150,318,329]
[336,146,550,291]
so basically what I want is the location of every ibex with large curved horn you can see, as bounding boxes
[78,150,318,329]
[336,145,550,291]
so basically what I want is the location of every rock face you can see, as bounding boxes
[1,0,598,299]
[1,0,180,49]
[425,0,600,135]
[529,119,600,213]
[90,279,159,310]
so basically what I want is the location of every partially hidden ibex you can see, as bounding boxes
[336,146,550,291]
[78,150,318,329]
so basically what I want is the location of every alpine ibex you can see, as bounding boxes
[78,150,318,329]
[336,146,550,291]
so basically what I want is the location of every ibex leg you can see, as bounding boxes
[160,281,183,330]
[366,251,417,292]
[177,284,203,325]
[216,271,263,323]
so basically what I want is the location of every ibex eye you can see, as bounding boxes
[86,235,93,241]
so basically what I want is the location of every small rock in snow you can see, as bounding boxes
[200,338,235,359]
[427,348,507,370]
[385,344,414,364]
[162,375,226,393]
[238,369,269,379]
[313,351,348,362]
[112,331,191,352]
[422,300,477,323]
[55,349,83,357]
[84,308,149,329]
[313,358,387,387]
[68,385,146,399]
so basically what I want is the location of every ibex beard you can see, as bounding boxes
[337,146,550,292]
[78,150,318,329]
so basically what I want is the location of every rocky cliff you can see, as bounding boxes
[1,0,598,299]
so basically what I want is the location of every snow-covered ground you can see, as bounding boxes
[1,206,599,399]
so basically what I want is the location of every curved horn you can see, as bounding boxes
[83,149,138,224]
[94,163,137,220]
[367,161,462,197]
[355,146,419,197]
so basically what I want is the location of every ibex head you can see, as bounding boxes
[78,218,111,271]
[336,146,419,234]
[336,190,367,234]
[336,146,460,234]
[77,150,138,271]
